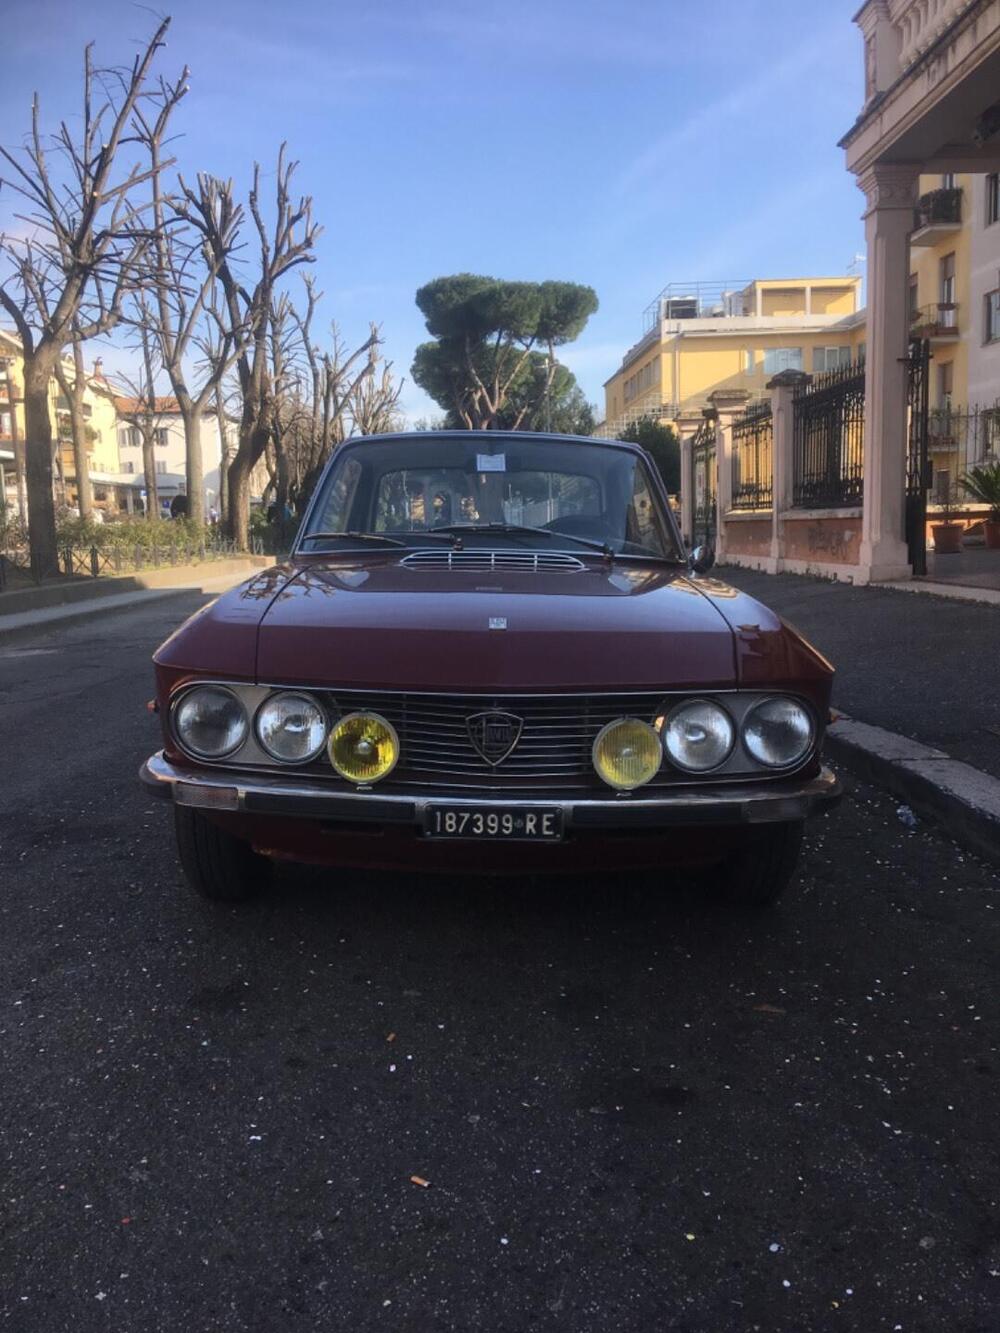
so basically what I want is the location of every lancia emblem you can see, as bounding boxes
[466,710,523,765]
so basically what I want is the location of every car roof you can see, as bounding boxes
[338,429,643,455]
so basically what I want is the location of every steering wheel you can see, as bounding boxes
[542,514,613,540]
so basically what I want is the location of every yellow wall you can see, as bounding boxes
[603,277,863,431]
[1,339,124,510]
[605,326,862,425]
[909,173,972,408]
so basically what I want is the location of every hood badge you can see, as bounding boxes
[488,616,507,630]
[466,710,523,766]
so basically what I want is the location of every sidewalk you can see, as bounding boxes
[720,566,1000,780]
[0,555,270,637]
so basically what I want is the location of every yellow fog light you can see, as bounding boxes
[328,711,399,784]
[592,717,662,791]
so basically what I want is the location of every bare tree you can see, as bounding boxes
[0,20,185,576]
[134,93,246,527]
[179,148,319,548]
[351,352,404,436]
[115,309,170,520]
[52,330,93,518]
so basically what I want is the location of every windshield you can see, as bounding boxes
[301,436,681,559]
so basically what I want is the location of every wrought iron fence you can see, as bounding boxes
[926,403,1000,502]
[730,400,773,510]
[690,415,717,546]
[0,533,248,592]
[792,361,866,509]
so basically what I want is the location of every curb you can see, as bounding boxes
[0,563,264,642]
[826,715,1000,868]
[0,556,269,618]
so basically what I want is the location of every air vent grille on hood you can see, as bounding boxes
[400,549,586,572]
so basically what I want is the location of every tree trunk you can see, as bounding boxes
[181,405,204,526]
[22,357,59,578]
[72,345,93,518]
[216,395,231,524]
[228,450,252,550]
[142,429,158,520]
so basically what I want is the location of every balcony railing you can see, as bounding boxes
[896,0,974,71]
[912,187,962,237]
[910,303,959,339]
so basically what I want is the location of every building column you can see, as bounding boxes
[767,370,811,571]
[858,162,918,583]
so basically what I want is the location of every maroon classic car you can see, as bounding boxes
[142,431,839,905]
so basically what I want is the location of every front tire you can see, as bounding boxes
[173,805,270,902]
[713,821,804,908]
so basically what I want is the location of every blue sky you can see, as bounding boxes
[0,0,866,422]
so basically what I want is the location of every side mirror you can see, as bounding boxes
[689,544,715,575]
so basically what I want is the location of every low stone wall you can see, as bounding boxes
[781,511,862,568]
[722,514,772,558]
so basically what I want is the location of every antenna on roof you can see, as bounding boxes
[847,253,866,275]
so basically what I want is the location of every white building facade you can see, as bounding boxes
[968,170,1000,406]
[116,404,230,515]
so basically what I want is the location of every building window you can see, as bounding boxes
[941,172,955,190]
[936,360,953,410]
[986,289,1000,344]
[988,174,1000,226]
[156,427,169,447]
[944,251,960,309]
[155,459,169,474]
[123,461,135,474]
[762,347,803,375]
[812,346,852,373]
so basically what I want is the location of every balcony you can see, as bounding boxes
[910,302,960,341]
[910,187,963,245]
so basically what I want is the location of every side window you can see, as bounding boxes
[626,463,669,554]
[318,456,362,530]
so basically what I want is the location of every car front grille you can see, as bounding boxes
[399,549,586,572]
[305,689,674,793]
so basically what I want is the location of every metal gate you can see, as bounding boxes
[905,338,931,576]
[691,416,717,548]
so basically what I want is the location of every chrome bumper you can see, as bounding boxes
[141,752,841,830]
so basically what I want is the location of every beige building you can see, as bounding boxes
[839,0,1000,581]
[601,277,865,440]
[0,330,129,518]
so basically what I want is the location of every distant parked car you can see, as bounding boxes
[142,431,839,906]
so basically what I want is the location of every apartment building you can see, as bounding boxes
[601,276,864,439]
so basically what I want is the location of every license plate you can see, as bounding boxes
[423,805,563,841]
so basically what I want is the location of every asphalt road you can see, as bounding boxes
[719,568,1000,780]
[2,592,999,1333]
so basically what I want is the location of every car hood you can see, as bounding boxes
[154,557,832,697]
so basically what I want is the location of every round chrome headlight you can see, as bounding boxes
[256,692,328,764]
[173,685,248,759]
[328,711,399,784]
[592,717,662,791]
[742,697,813,768]
[661,699,735,772]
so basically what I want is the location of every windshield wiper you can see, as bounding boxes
[430,522,614,558]
[300,531,408,548]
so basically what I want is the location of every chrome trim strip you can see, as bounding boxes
[141,752,840,828]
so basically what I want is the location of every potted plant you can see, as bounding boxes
[959,461,1000,549]
[931,476,964,554]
